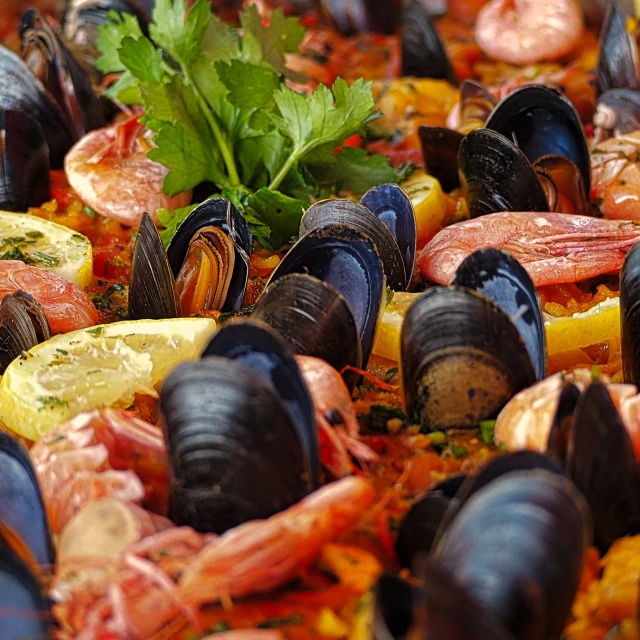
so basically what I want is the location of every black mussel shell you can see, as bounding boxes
[546,382,581,465]
[161,358,313,534]
[0,292,51,375]
[594,88,640,141]
[418,126,464,193]
[312,0,399,35]
[0,546,51,639]
[268,225,385,368]
[485,85,591,197]
[0,46,75,169]
[129,213,180,320]
[458,79,496,132]
[401,0,456,83]
[372,574,420,640]
[0,432,54,567]
[533,155,590,216]
[401,287,537,430]
[458,128,549,218]
[567,381,640,552]
[20,9,105,139]
[583,0,636,27]
[394,475,467,570]
[202,320,319,486]
[252,273,363,373]
[167,198,252,313]
[621,241,640,385]
[0,109,50,212]
[432,470,590,640]
[597,2,638,94]
[360,183,417,284]
[300,199,406,290]
[451,248,547,381]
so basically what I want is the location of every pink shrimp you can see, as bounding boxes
[419,211,640,287]
[296,355,377,478]
[64,116,192,226]
[30,409,168,533]
[0,260,97,333]
[495,368,640,460]
[475,0,584,65]
[591,130,640,220]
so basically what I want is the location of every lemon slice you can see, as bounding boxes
[0,210,92,286]
[0,317,217,441]
[544,297,620,356]
[372,292,422,362]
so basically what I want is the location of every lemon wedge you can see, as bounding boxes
[544,297,620,356]
[0,317,217,441]
[372,292,422,362]
[0,210,92,286]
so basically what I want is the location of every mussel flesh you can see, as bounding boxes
[252,273,363,373]
[268,225,385,368]
[0,109,50,212]
[458,128,549,218]
[451,248,547,381]
[401,286,537,430]
[532,155,590,215]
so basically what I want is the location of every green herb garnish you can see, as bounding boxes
[450,444,468,459]
[37,396,69,410]
[257,614,304,629]
[85,327,104,337]
[96,0,409,248]
[479,419,496,446]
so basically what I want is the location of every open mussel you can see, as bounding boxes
[0,46,76,169]
[532,155,590,215]
[458,79,497,134]
[300,199,407,290]
[0,432,54,567]
[401,286,537,430]
[167,198,252,314]
[596,2,639,94]
[418,127,464,193]
[621,241,640,385]
[268,225,385,368]
[458,129,549,218]
[484,85,591,197]
[451,248,547,380]
[20,9,105,138]
[0,291,51,375]
[0,109,50,212]
[161,358,314,534]
[594,88,640,141]
[360,183,417,283]
[252,273,363,373]
[202,321,319,484]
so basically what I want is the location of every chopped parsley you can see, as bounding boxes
[37,396,68,410]
[85,327,104,337]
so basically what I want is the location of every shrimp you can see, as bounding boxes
[0,260,98,333]
[591,130,640,220]
[475,0,584,65]
[419,211,640,287]
[494,368,640,460]
[64,116,192,226]
[30,409,168,533]
[296,356,377,478]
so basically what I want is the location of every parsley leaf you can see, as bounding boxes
[157,204,198,246]
[216,61,280,109]
[95,10,145,74]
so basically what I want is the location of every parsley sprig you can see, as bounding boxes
[96,0,411,247]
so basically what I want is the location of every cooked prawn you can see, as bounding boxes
[296,356,377,478]
[419,211,640,287]
[0,260,98,333]
[494,368,640,460]
[591,130,640,220]
[64,116,192,226]
[475,0,584,65]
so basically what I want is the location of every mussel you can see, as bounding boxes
[0,109,50,212]
[594,88,640,141]
[621,240,640,385]
[0,291,51,375]
[458,79,497,134]
[532,154,590,216]
[418,126,464,193]
[268,225,385,368]
[458,128,549,218]
[299,199,407,290]
[0,432,54,567]
[20,9,105,139]
[401,286,537,430]
[161,330,315,533]
[252,273,363,373]
[313,0,401,34]
[596,1,638,94]
[129,199,252,319]
[484,85,591,197]
[0,46,76,169]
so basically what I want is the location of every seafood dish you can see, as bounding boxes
[3,0,640,639]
